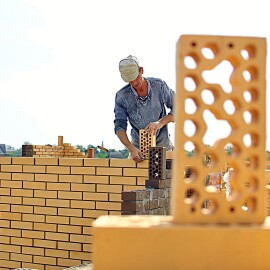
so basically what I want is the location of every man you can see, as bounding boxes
[114,55,175,163]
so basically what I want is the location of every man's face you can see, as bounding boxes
[129,68,143,90]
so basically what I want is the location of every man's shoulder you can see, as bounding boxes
[117,84,131,95]
[147,77,164,84]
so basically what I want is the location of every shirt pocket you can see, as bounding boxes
[128,109,142,124]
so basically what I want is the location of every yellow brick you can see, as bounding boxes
[33,255,57,265]
[22,262,45,270]
[46,215,69,224]
[137,177,147,186]
[83,192,108,201]
[1,164,22,172]
[35,173,58,182]
[109,193,122,202]
[83,244,92,253]
[58,207,82,217]
[71,183,95,192]
[96,167,122,176]
[71,200,95,209]
[57,258,81,267]
[11,236,33,246]
[0,187,10,196]
[0,157,11,164]
[1,180,22,188]
[58,241,81,251]
[34,190,57,198]
[11,205,33,214]
[22,230,44,239]
[137,159,149,168]
[22,246,44,256]
[0,172,11,180]
[45,248,69,258]
[58,224,81,234]
[34,223,57,232]
[123,185,146,191]
[11,220,32,230]
[109,210,122,215]
[47,182,70,191]
[12,188,33,197]
[46,199,70,208]
[58,191,82,200]
[0,227,21,237]
[23,197,45,206]
[0,251,9,259]
[97,184,122,193]
[45,231,69,241]
[23,165,46,173]
[23,213,45,223]
[33,239,57,249]
[70,251,91,260]
[123,168,148,177]
[0,259,21,268]
[110,159,136,168]
[12,157,34,165]
[0,203,10,211]
[70,234,92,243]
[12,173,34,181]
[96,202,121,211]
[59,158,84,166]
[110,176,136,185]
[0,236,9,244]
[83,226,93,235]
[46,166,70,174]
[34,206,57,215]
[24,181,46,190]
[70,217,95,226]
[83,210,108,218]
[71,166,95,175]
[0,196,22,204]
[84,158,109,167]
[84,175,109,184]
[59,174,83,183]
[35,157,58,165]
[0,220,10,228]
[10,252,32,262]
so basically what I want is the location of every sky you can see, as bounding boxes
[0,0,269,151]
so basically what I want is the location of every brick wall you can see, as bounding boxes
[0,157,148,270]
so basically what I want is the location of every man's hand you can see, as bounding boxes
[129,147,144,163]
[145,121,163,135]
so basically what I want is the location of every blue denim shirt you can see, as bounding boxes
[114,77,175,149]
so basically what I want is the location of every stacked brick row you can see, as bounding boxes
[0,157,148,270]
[22,144,86,158]
[121,147,172,215]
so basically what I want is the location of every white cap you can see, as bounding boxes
[119,55,140,82]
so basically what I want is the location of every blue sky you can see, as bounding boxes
[0,0,269,150]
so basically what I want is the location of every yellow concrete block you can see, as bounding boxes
[47,182,70,191]
[84,158,109,167]
[96,202,121,211]
[58,224,81,234]
[71,183,95,192]
[1,180,22,189]
[173,35,267,223]
[34,206,57,215]
[23,181,46,190]
[136,160,149,168]
[70,200,95,209]
[58,208,82,217]
[34,190,57,199]
[0,172,11,180]
[12,189,33,197]
[58,191,82,200]
[83,192,108,201]
[35,173,58,182]
[59,174,83,183]
[12,173,34,181]
[97,184,122,193]
[93,215,270,270]
[46,199,70,208]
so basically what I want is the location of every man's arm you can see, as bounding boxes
[117,130,144,163]
[145,113,174,135]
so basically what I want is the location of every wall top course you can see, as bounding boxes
[110,159,136,168]
[60,158,84,166]
[84,158,109,167]
[12,157,35,165]
[35,157,59,166]
[0,157,12,164]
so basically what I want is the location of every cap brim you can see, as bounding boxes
[121,70,139,83]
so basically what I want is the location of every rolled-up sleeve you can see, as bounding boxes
[114,93,128,134]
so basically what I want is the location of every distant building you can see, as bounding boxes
[0,144,6,155]
[6,145,16,152]
[110,152,124,159]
